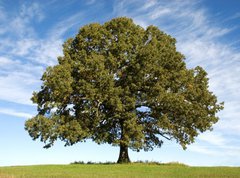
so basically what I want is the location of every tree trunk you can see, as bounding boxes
[117,144,131,163]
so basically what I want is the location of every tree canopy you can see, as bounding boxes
[25,17,224,163]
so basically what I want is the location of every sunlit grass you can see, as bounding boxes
[0,163,240,178]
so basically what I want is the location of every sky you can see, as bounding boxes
[0,0,240,167]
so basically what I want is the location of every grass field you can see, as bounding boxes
[0,163,240,178]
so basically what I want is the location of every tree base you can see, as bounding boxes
[117,145,131,163]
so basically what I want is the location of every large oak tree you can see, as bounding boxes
[25,17,223,163]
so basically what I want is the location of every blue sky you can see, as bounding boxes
[0,0,240,166]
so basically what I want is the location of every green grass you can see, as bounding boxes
[0,163,240,178]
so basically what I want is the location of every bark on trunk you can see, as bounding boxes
[117,144,131,163]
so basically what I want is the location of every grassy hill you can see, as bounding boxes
[0,163,240,178]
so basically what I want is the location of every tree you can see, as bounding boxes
[25,17,223,163]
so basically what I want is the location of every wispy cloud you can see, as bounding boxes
[0,1,88,109]
[86,0,96,5]
[1,2,44,38]
[141,0,157,10]
[11,39,38,56]
[226,12,240,21]
[0,2,60,106]
[189,144,240,157]
[149,7,171,20]
[216,101,240,134]
[48,12,83,39]
[0,56,20,67]
[0,108,33,118]
[0,56,42,105]
[188,144,219,156]
[197,132,226,146]
[19,2,44,22]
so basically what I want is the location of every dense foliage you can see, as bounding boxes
[25,17,223,163]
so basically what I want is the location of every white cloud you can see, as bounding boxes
[19,2,44,22]
[1,38,62,66]
[0,57,20,66]
[48,12,83,39]
[0,66,41,105]
[0,37,62,67]
[26,38,63,65]
[11,39,38,56]
[0,108,33,118]
[4,3,44,38]
[10,17,35,37]
[216,101,240,134]
[133,18,149,29]
[188,144,240,157]
[0,54,44,105]
[149,7,171,20]
[86,0,96,5]
[0,2,72,106]
[0,6,5,21]
[188,144,219,156]
[197,132,225,146]
[141,0,157,10]
[226,12,240,21]
[0,5,61,69]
